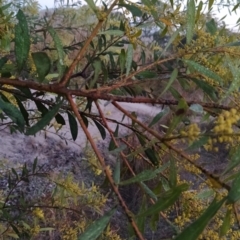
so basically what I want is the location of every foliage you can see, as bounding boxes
[1,0,240,239]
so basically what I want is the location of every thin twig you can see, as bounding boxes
[67,94,144,239]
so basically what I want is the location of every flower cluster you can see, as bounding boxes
[180,123,201,143]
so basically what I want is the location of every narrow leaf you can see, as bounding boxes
[227,173,240,204]
[149,108,169,127]
[139,184,188,217]
[185,60,223,85]
[0,96,25,131]
[32,158,38,174]
[119,49,126,74]
[55,113,65,125]
[119,162,169,185]
[206,19,217,35]
[113,159,120,185]
[32,52,51,82]
[144,148,159,165]
[48,27,65,78]
[186,0,196,44]
[93,120,106,140]
[67,111,78,141]
[191,78,218,101]
[208,0,214,10]
[0,57,7,70]
[125,44,133,76]
[159,68,178,97]
[187,136,209,151]
[98,30,124,36]
[15,96,29,126]
[26,99,63,135]
[78,209,115,240]
[15,10,30,71]
[175,197,226,240]
[119,3,142,17]
[140,182,158,201]
[220,208,232,237]
[167,98,188,135]
[84,0,98,12]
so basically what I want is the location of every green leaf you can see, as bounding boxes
[196,1,203,22]
[175,197,226,240]
[81,113,88,128]
[136,134,159,165]
[98,30,124,36]
[119,49,126,74]
[185,60,223,85]
[119,3,142,17]
[159,68,178,97]
[26,99,63,135]
[35,101,48,116]
[0,57,7,70]
[222,146,240,176]
[55,113,65,125]
[48,27,65,78]
[31,52,51,82]
[108,125,119,151]
[186,0,196,44]
[32,158,38,174]
[140,182,158,201]
[190,78,218,101]
[160,28,181,58]
[169,86,182,100]
[136,71,158,79]
[167,98,188,135]
[139,184,188,218]
[149,108,169,127]
[93,120,106,140]
[119,162,169,185]
[232,3,240,12]
[220,208,232,237]
[84,0,98,12]
[125,44,133,76]
[113,158,120,185]
[227,173,240,204]
[195,189,215,200]
[0,96,25,131]
[78,208,115,240]
[110,145,126,154]
[15,96,29,126]
[206,19,217,35]
[67,111,78,141]
[144,148,159,165]
[208,0,214,10]
[15,10,30,72]
[90,59,102,88]
[187,136,209,151]
[225,41,240,47]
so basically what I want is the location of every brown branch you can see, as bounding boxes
[59,0,120,87]
[67,95,144,239]
[0,77,232,110]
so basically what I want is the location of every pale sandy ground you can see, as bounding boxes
[0,101,162,167]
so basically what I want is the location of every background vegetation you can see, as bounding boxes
[1,0,240,239]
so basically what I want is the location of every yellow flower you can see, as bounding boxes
[32,207,44,220]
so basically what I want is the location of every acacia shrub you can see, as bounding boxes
[1,0,240,239]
